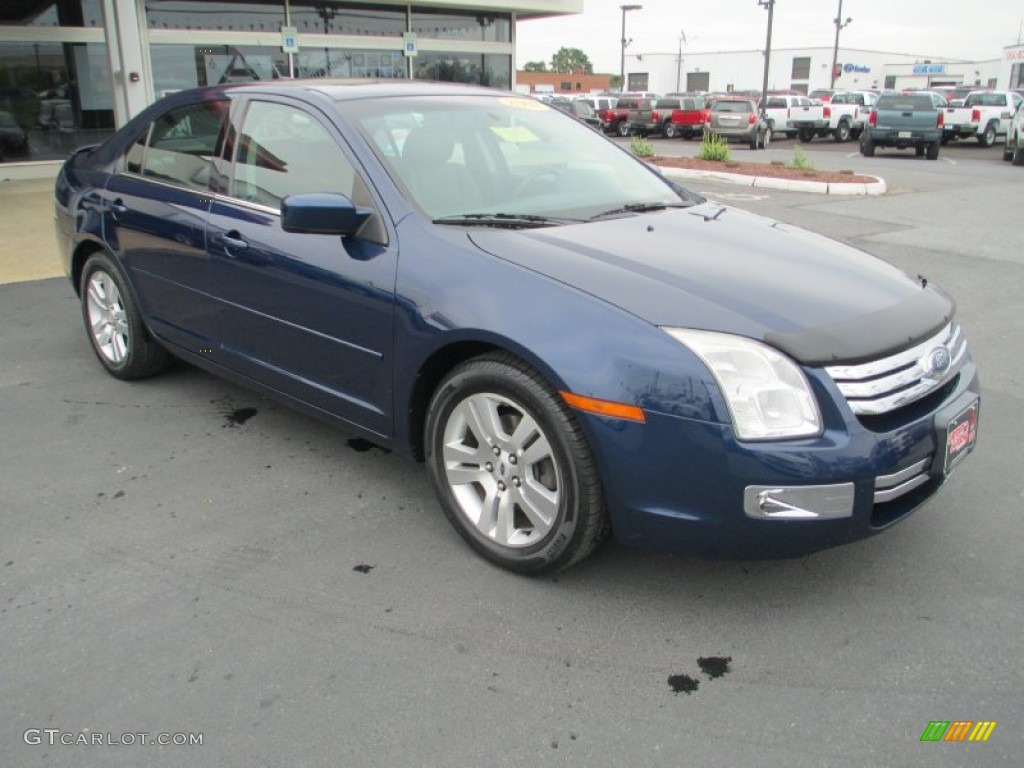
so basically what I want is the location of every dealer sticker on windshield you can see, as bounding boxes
[943,400,979,474]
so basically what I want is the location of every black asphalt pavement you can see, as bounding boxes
[1,146,1021,767]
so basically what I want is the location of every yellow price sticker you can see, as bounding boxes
[489,126,540,143]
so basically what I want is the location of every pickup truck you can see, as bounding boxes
[762,94,814,139]
[860,92,942,159]
[789,90,877,143]
[664,96,708,139]
[941,90,1024,146]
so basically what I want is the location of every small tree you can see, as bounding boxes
[523,61,548,73]
[550,47,593,75]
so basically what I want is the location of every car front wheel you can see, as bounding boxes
[80,252,169,380]
[425,354,608,574]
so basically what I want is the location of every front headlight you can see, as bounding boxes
[663,328,822,441]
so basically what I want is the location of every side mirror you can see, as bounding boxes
[281,192,371,236]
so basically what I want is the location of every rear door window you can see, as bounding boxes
[137,101,227,191]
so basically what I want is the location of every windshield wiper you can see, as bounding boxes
[588,201,694,220]
[433,212,582,229]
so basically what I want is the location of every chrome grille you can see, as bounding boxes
[825,323,967,416]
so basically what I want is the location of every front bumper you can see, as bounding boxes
[588,357,980,559]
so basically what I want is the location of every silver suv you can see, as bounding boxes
[706,98,770,150]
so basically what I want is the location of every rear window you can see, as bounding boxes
[617,98,639,110]
[764,98,787,109]
[655,98,681,109]
[964,92,1005,107]
[712,100,754,114]
[876,95,935,111]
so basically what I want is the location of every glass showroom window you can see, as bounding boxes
[288,2,407,37]
[413,52,510,90]
[145,0,284,32]
[411,8,511,42]
[150,44,290,98]
[295,49,405,79]
[0,41,114,162]
[0,0,104,28]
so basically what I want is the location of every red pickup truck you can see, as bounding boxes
[665,96,710,139]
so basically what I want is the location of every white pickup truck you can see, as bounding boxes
[941,91,1024,146]
[789,90,878,143]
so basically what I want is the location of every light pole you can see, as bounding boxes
[620,4,642,92]
[830,0,852,89]
[676,30,687,92]
[758,0,774,118]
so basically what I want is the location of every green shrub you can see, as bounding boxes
[790,145,814,170]
[630,135,655,158]
[698,131,731,162]
[839,168,854,175]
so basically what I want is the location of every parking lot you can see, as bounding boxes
[2,139,1022,766]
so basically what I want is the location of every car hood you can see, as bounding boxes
[467,203,953,365]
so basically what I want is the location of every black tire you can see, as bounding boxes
[833,121,851,142]
[940,134,950,145]
[798,128,814,143]
[1013,145,1024,166]
[915,145,925,157]
[978,122,997,148]
[749,132,758,151]
[762,125,772,149]
[425,354,608,575]
[617,120,631,137]
[683,130,695,140]
[861,136,875,157]
[664,122,678,139]
[1004,145,1015,161]
[926,142,940,161]
[80,252,169,380]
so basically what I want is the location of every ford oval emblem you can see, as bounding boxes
[925,347,952,378]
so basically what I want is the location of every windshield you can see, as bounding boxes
[344,94,686,221]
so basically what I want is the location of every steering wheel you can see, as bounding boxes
[512,168,560,197]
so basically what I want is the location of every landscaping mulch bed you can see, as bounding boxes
[651,155,877,184]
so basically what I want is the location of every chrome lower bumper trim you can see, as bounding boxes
[744,483,856,520]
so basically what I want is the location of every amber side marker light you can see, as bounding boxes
[560,391,646,423]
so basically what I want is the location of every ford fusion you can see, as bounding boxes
[54,81,979,574]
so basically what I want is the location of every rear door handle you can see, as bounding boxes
[110,199,128,217]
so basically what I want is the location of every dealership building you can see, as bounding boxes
[0,0,582,174]
[623,43,1024,96]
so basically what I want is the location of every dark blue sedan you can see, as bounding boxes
[54,80,979,573]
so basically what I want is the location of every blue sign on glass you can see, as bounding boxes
[913,64,946,74]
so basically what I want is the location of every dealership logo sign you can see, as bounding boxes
[843,63,871,73]
[920,721,997,742]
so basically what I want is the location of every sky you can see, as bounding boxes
[515,0,1023,73]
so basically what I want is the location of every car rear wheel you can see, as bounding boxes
[617,121,631,137]
[798,128,814,143]
[833,121,851,142]
[425,354,608,574]
[1013,145,1024,166]
[860,135,875,157]
[664,122,678,139]
[926,142,940,161]
[80,252,169,380]
[978,123,997,147]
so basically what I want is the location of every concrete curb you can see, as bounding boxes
[658,165,887,196]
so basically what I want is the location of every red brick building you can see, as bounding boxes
[516,71,614,94]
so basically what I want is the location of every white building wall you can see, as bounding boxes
[625,46,997,95]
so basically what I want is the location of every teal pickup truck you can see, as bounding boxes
[860,93,944,159]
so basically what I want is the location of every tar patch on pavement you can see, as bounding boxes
[667,674,700,695]
[698,656,732,679]
[224,407,258,427]
[352,564,375,574]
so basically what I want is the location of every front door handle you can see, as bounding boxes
[213,231,249,251]
[110,198,128,218]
